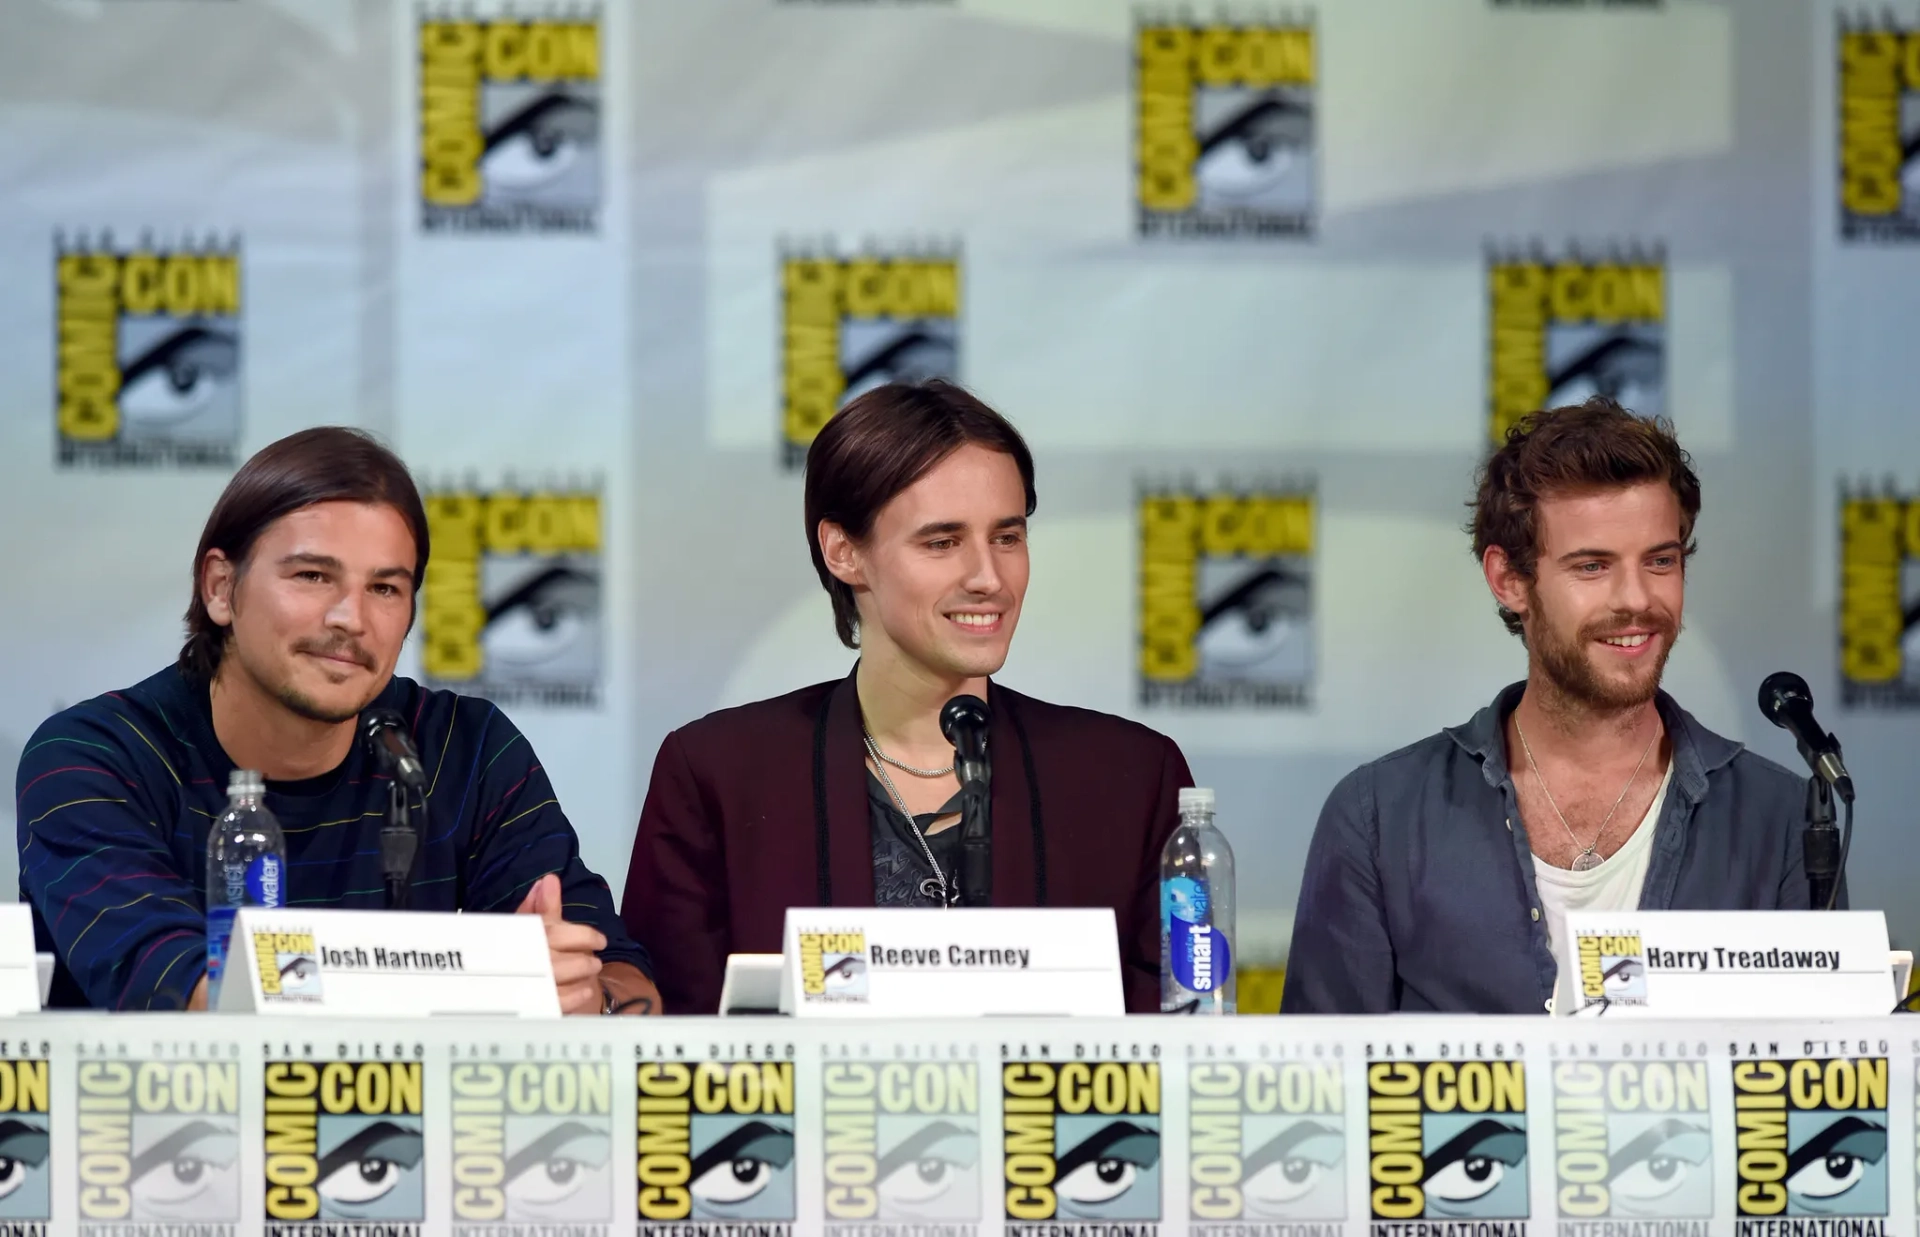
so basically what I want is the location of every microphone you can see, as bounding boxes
[1757,672,1855,803]
[940,695,993,908]
[363,710,427,790]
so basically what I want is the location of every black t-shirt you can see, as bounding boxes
[866,771,963,907]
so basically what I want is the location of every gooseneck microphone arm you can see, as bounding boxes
[1757,672,1852,911]
[363,709,427,910]
[940,694,993,908]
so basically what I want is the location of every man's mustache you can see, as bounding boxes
[295,639,374,668]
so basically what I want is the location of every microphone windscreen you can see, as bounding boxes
[1757,671,1811,726]
[939,694,989,743]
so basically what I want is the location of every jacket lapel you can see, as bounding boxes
[987,684,1038,907]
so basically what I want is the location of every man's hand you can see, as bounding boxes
[515,873,606,1015]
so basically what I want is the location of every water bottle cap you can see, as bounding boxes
[1178,787,1215,814]
[228,769,265,798]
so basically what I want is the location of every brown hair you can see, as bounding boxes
[1470,395,1700,637]
[804,380,1037,649]
[180,427,430,676]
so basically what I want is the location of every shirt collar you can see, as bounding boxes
[1443,680,1741,806]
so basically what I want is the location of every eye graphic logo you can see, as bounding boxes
[423,485,603,708]
[1733,1057,1888,1220]
[419,11,601,234]
[798,932,870,1003]
[1553,1062,1711,1220]
[822,1061,980,1223]
[1837,486,1920,708]
[1488,244,1664,447]
[77,1061,241,1229]
[1135,19,1315,239]
[1189,1062,1344,1222]
[1837,16,1920,242]
[252,931,323,1004]
[1003,1061,1162,1227]
[1367,1061,1529,1221]
[53,232,241,469]
[637,1062,796,1230]
[0,1061,51,1224]
[450,1062,611,1227]
[1573,932,1647,1011]
[779,246,961,468]
[264,1062,425,1234]
[1138,487,1315,709]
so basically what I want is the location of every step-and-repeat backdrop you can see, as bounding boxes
[2,0,1918,965]
[0,1012,1916,1236]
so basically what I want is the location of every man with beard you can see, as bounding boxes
[1282,397,1813,1015]
[15,428,659,1015]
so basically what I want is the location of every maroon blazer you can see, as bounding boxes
[622,671,1193,1014]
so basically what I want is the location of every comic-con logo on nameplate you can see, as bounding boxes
[77,1058,242,1234]
[1837,14,1920,242]
[54,231,241,469]
[780,242,960,468]
[798,931,870,1004]
[1367,1058,1530,1225]
[1838,483,1920,709]
[0,1055,51,1231]
[423,482,603,707]
[265,1060,425,1236]
[1732,1054,1889,1224]
[418,7,601,233]
[1553,1059,1711,1222]
[251,929,323,1005]
[1139,484,1315,708]
[1570,930,1647,1011]
[1003,1056,1163,1231]
[1488,242,1664,447]
[450,1059,613,1234]
[1189,1061,1344,1225]
[637,1060,796,1233]
[821,1058,981,1230]
[1135,15,1315,238]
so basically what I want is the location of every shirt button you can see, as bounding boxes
[1545,998,1555,1012]
[1531,908,1540,921]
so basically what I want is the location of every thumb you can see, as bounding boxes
[532,873,564,925]
[514,874,558,918]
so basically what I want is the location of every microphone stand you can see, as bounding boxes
[1803,774,1840,912]
[381,780,421,911]
[957,753,992,908]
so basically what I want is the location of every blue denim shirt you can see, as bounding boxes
[1281,683,1817,1015]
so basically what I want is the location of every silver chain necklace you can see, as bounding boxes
[868,743,954,778]
[1514,715,1660,873]
[862,728,954,906]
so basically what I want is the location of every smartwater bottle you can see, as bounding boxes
[205,769,288,1007]
[1161,786,1236,1013]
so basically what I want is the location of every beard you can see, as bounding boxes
[1527,590,1680,712]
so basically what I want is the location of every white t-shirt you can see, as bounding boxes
[1535,764,1673,1015]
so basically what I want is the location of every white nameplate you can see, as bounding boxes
[0,907,42,1014]
[779,907,1124,1017]
[1560,909,1892,1018]
[220,907,560,1017]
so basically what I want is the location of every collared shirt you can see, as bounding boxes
[1281,682,1818,1015]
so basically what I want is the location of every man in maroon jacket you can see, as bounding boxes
[623,380,1194,1013]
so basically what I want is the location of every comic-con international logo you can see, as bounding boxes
[1189,1062,1344,1226]
[1003,1060,1162,1231]
[1553,1061,1710,1222]
[54,233,241,468]
[1733,1056,1888,1228]
[1572,931,1647,1011]
[0,1059,50,1230]
[423,485,603,707]
[780,245,960,467]
[419,10,600,233]
[451,1062,612,1231]
[251,930,322,1005]
[637,1061,796,1233]
[77,1060,240,1232]
[798,931,871,1004]
[1136,18,1315,238]
[1488,244,1664,446]
[1837,16,1920,242]
[1367,1060,1529,1224]
[1138,487,1314,708]
[265,1061,424,1235]
[822,1061,980,1229]
[1838,486,1920,708]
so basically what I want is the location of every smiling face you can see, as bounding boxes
[202,501,418,724]
[1488,482,1685,712]
[821,443,1031,682]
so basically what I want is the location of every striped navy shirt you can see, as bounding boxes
[15,664,648,1009]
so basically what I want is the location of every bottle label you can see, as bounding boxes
[245,854,285,908]
[206,905,237,998]
[1164,875,1232,993]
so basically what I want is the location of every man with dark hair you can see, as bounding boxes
[16,427,660,1014]
[623,380,1194,1013]
[1283,397,1812,1015]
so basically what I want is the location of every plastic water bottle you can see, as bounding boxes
[1161,786,1236,1013]
[205,769,288,1007]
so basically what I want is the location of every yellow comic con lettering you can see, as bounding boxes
[1140,495,1201,681]
[636,1063,693,1220]
[1003,1063,1058,1220]
[823,1063,878,1219]
[1841,498,1903,684]
[78,1061,134,1219]
[1840,33,1904,216]
[1368,1062,1423,1219]
[424,492,486,681]
[265,1062,320,1220]
[57,251,122,442]
[451,1062,506,1221]
[1734,1061,1789,1215]
[420,22,483,207]
[1136,27,1196,213]
[1189,1063,1243,1219]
